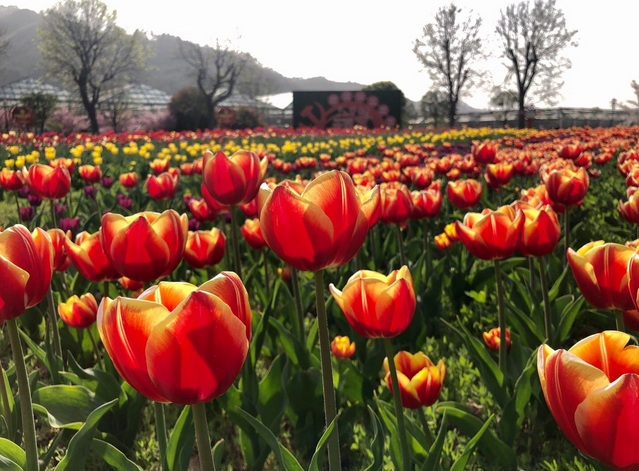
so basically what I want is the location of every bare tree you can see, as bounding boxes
[236,59,276,99]
[179,39,248,128]
[38,0,146,133]
[420,90,448,128]
[413,3,484,127]
[489,87,519,124]
[496,0,577,128]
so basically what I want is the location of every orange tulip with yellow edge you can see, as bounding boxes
[58,293,98,329]
[517,203,561,257]
[184,229,226,269]
[383,351,446,409]
[455,206,524,260]
[331,336,356,359]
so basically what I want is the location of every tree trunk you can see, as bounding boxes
[518,92,525,129]
[78,77,100,134]
[205,96,215,129]
[448,101,456,128]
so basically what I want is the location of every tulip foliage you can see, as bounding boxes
[0,124,637,471]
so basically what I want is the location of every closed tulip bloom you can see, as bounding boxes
[97,273,252,404]
[50,158,75,173]
[472,141,497,164]
[618,192,639,224]
[485,162,514,189]
[446,179,483,210]
[410,168,433,189]
[101,211,188,282]
[25,163,71,199]
[624,251,639,313]
[119,172,139,188]
[380,184,414,224]
[568,242,635,311]
[483,327,511,351]
[434,233,452,250]
[329,266,415,338]
[538,331,639,470]
[149,159,170,175]
[79,165,102,184]
[258,171,379,272]
[455,206,524,260]
[120,276,144,292]
[65,231,121,282]
[147,172,178,201]
[0,225,53,322]
[518,204,561,257]
[240,198,258,218]
[202,150,268,205]
[383,351,446,409]
[241,218,267,250]
[47,228,71,272]
[184,229,226,269]
[444,222,459,242]
[331,336,356,359]
[0,168,25,191]
[58,293,98,329]
[188,198,219,223]
[543,166,589,207]
[410,187,442,219]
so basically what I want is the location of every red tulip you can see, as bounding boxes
[258,171,378,272]
[483,327,511,351]
[434,233,452,250]
[98,273,251,404]
[331,336,356,359]
[472,141,497,164]
[384,351,445,409]
[65,231,121,282]
[329,266,415,338]
[58,293,98,329]
[455,206,524,260]
[241,218,267,250]
[380,184,414,224]
[517,203,561,257]
[147,172,178,201]
[101,211,188,282]
[619,192,639,224]
[410,186,442,220]
[184,229,226,269]
[25,163,71,199]
[47,228,71,272]
[120,276,144,292]
[79,165,102,184]
[0,169,25,192]
[446,179,482,210]
[484,163,513,189]
[149,159,170,175]
[543,166,589,207]
[0,225,53,322]
[119,172,139,188]
[202,150,268,205]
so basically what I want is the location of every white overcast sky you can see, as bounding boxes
[10,0,639,108]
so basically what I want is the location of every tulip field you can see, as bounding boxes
[1,124,639,471]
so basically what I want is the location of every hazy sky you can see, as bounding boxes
[11,0,639,108]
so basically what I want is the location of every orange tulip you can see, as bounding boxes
[444,222,459,242]
[0,225,53,322]
[380,183,414,224]
[567,242,635,311]
[331,336,356,359]
[202,150,268,206]
[241,218,267,250]
[25,163,71,199]
[149,159,170,175]
[618,191,639,224]
[0,169,25,192]
[65,231,121,282]
[472,141,497,164]
[258,171,378,272]
[97,273,251,404]
[410,186,442,220]
[543,166,589,207]
[101,211,188,282]
[78,165,102,184]
[455,206,524,260]
[517,204,561,257]
[47,228,71,272]
[383,351,445,409]
[58,293,98,329]
[446,179,483,210]
[483,327,511,351]
[184,229,226,269]
[538,331,639,470]
[484,163,513,189]
[119,172,139,188]
[434,233,452,250]
[329,266,415,338]
[147,172,178,201]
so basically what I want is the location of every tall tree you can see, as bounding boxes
[413,3,484,127]
[420,90,448,128]
[38,0,146,133]
[495,0,577,128]
[489,87,519,124]
[179,39,248,128]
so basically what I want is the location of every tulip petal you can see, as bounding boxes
[203,151,247,205]
[199,272,252,340]
[569,331,639,382]
[138,282,198,311]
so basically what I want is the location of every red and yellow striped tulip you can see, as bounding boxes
[383,351,446,409]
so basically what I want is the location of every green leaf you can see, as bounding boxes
[258,355,289,433]
[55,398,118,470]
[32,385,104,428]
[212,439,224,470]
[375,398,402,471]
[166,406,194,471]
[0,455,21,471]
[64,354,125,404]
[91,439,142,471]
[235,407,304,471]
[307,415,339,471]
[556,296,585,343]
[500,350,537,444]
[269,317,309,369]
[548,263,569,303]
[0,438,26,470]
[450,415,495,471]
[363,406,385,471]
[421,410,448,471]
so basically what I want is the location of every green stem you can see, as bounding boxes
[153,402,169,471]
[263,250,270,299]
[538,256,552,343]
[192,403,216,471]
[49,199,57,228]
[493,259,508,375]
[14,192,21,223]
[423,219,432,288]
[370,227,378,266]
[396,225,407,267]
[0,360,13,440]
[87,328,104,370]
[615,310,626,332]
[417,407,434,449]
[46,286,63,366]
[384,337,411,471]
[7,319,39,471]
[222,218,232,270]
[314,270,342,471]
[291,266,305,342]
[563,208,570,267]
[528,257,536,293]
[230,206,243,278]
